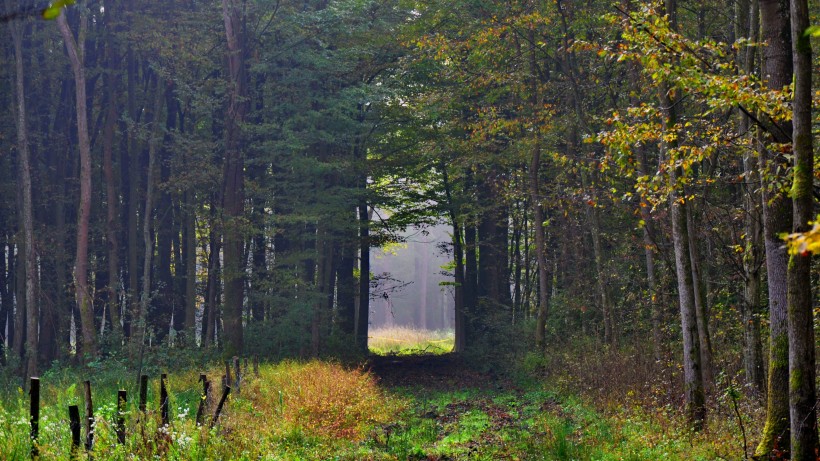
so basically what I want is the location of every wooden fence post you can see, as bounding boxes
[211,386,231,427]
[30,377,39,458]
[195,374,209,427]
[138,375,148,413]
[160,373,169,426]
[225,361,232,389]
[233,356,241,395]
[116,390,127,444]
[83,380,93,450]
[68,405,81,459]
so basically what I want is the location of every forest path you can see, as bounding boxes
[367,353,517,391]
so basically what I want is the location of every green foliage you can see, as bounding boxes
[40,0,76,20]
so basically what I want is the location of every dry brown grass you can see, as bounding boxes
[226,360,405,445]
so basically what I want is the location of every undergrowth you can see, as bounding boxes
[0,360,403,460]
[0,336,767,460]
[534,336,766,460]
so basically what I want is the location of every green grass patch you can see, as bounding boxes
[368,327,454,355]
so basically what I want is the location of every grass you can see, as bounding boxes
[0,360,404,460]
[368,327,454,355]
[0,346,758,460]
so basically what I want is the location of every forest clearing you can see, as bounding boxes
[0,0,818,458]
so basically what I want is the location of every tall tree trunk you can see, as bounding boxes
[511,204,523,323]
[527,31,551,348]
[9,11,38,379]
[139,84,164,351]
[0,235,7,365]
[786,0,816,456]
[670,187,706,430]
[442,163,466,353]
[221,0,249,357]
[153,83,176,340]
[736,0,765,396]
[123,41,140,340]
[183,191,197,336]
[464,223,478,323]
[337,232,356,336]
[58,8,97,358]
[582,166,614,345]
[13,245,24,360]
[661,0,705,431]
[204,201,221,347]
[356,200,370,351]
[102,19,122,338]
[755,0,793,454]
[636,145,663,361]
[686,206,715,389]
[531,142,550,348]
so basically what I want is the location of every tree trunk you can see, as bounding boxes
[337,234,356,337]
[660,0,706,431]
[58,9,97,358]
[102,19,122,338]
[636,145,663,362]
[183,191,197,336]
[153,84,177,341]
[13,245,24,360]
[9,11,38,378]
[139,84,164,350]
[686,205,714,389]
[0,235,7,366]
[221,0,249,358]
[442,164,466,353]
[786,0,816,456]
[670,190,706,430]
[531,143,550,348]
[204,203,221,347]
[736,0,765,396]
[583,167,613,346]
[755,0,793,454]
[356,200,370,351]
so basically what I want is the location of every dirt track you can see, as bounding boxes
[367,353,513,391]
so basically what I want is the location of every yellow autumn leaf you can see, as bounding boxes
[41,0,76,20]
[785,217,820,255]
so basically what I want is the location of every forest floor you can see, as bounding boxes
[0,351,751,460]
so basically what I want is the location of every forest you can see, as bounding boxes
[0,0,818,459]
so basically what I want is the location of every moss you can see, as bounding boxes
[755,333,790,458]
[754,414,789,459]
[770,334,789,369]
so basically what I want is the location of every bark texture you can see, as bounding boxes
[755,0,794,454]
[786,0,817,456]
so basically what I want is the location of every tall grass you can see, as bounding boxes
[368,327,454,355]
[0,360,404,460]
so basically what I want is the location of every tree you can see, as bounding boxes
[8,0,38,379]
[786,0,817,455]
[220,0,249,357]
[755,0,793,454]
[57,4,96,358]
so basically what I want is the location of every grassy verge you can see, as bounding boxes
[0,353,754,460]
[0,361,402,460]
[368,327,454,356]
